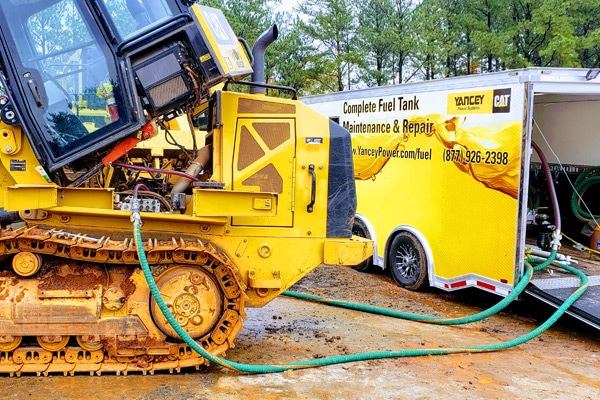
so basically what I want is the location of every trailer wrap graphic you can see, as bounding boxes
[316,83,525,288]
[350,114,521,198]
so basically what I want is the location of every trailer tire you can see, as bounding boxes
[351,218,374,272]
[388,231,428,291]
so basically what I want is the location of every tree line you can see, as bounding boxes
[202,0,600,95]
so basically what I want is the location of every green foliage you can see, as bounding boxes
[202,0,600,94]
[356,0,415,86]
[268,17,331,96]
[296,0,362,92]
[505,0,579,67]
[571,0,600,68]
[199,0,278,44]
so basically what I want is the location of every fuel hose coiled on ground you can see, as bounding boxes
[131,136,588,373]
[133,221,587,373]
[131,188,588,374]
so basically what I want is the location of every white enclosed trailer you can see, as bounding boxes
[302,68,600,329]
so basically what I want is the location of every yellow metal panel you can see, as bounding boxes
[323,236,374,266]
[0,161,16,209]
[5,187,113,213]
[232,118,295,227]
[193,189,276,217]
[56,188,114,209]
[248,268,282,289]
[190,5,253,79]
[5,185,58,211]
[30,209,227,239]
[291,102,333,237]
[253,197,273,210]
[0,127,53,186]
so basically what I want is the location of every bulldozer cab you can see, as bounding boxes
[0,0,252,172]
[0,0,142,170]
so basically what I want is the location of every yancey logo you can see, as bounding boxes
[447,88,511,115]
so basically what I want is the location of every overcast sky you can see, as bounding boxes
[274,0,298,13]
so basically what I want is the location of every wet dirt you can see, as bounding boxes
[3,265,600,399]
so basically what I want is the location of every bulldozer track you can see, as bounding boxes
[0,226,246,376]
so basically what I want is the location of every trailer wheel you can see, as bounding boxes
[388,231,428,291]
[351,218,374,272]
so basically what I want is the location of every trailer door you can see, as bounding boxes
[430,84,526,294]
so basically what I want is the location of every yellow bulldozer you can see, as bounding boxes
[0,0,371,375]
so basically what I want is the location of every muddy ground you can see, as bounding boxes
[3,265,600,399]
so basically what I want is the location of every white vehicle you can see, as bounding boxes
[302,68,600,329]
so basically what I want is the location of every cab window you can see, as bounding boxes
[102,0,172,39]
[0,0,125,156]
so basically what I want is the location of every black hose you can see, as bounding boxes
[532,141,561,233]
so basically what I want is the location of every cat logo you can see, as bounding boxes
[492,88,511,113]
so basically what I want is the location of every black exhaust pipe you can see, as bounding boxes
[250,25,279,94]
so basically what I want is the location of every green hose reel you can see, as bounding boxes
[571,166,600,222]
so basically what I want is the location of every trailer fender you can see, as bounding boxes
[352,214,382,270]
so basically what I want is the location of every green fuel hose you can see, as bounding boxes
[133,222,588,374]
[282,252,555,325]
[284,266,533,325]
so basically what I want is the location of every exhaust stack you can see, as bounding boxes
[250,24,279,94]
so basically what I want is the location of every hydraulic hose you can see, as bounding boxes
[113,161,201,182]
[283,252,557,325]
[283,252,561,324]
[285,264,533,325]
[532,141,561,237]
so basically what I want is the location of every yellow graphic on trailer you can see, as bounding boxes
[420,114,520,198]
[352,130,412,180]
[307,84,525,291]
[352,113,521,199]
